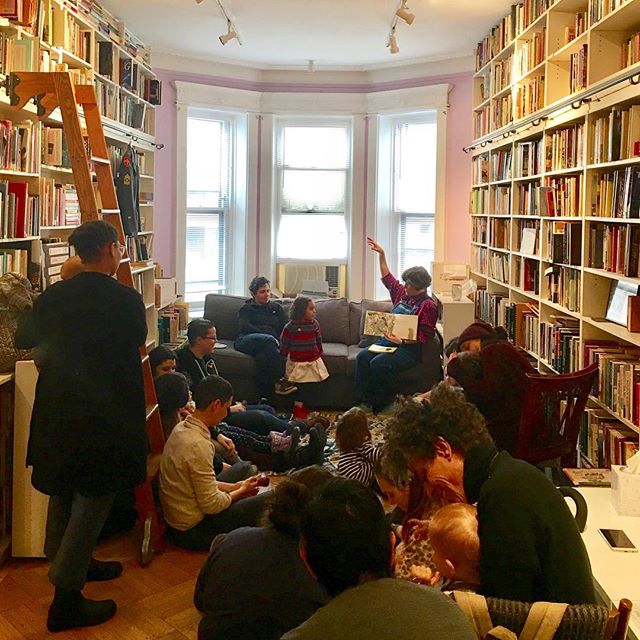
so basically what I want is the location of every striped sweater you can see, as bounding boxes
[280,319,323,363]
[337,441,382,487]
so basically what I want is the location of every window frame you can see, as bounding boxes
[273,116,353,263]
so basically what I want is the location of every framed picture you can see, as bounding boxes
[605,280,640,326]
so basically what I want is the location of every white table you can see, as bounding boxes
[577,487,640,639]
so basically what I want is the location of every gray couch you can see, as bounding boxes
[203,294,443,409]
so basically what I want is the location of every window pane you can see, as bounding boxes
[185,210,225,311]
[283,127,349,169]
[187,118,229,209]
[394,122,437,214]
[277,215,347,259]
[282,169,345,213]
[399,214,434,275]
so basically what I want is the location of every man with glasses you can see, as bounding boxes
[18,220,147,632]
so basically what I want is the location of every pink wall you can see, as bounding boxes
[152,69,473,277]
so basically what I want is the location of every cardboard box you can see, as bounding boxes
[154,277,177,309]
[611,465,640,516]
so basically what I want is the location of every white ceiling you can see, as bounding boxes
[103,0,515,70]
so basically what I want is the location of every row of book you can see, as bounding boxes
[622,30,640,69]
[539,316,579,373]
[518,220,539,255]
[470,188,489,214]
[515,75,544,119]
[492,149,512,182]
[492,94,513,130]
[588,222,640,277]
[474,105,490,139]
[118,94,147,132]
[0,248,29,277]
[40,180,80,228]
[472,245,488,274]
[564,12,587,44]
[514,255,539,292]
[517,29,545,77]
[591,105,640,165]
[158,303,190,345]
[515,139,543,177]
[547,220,581,266]
[475,12,515,70]
[42,3,92,63]
[0,120,39,174]
[493,56,513,94]
[592,166,640,218]
[569,44,588,94]
[546,124,583,172]
[489,249,510,283]
[0,32,35,74]
[474,288,508,327]
[494,185,511,215]
[589,0,628,25]
[94,77,118,121]
[473,217,487,244]
[0,182,39,239]
[546,175,581,217]
[519,304,540,355]
[41,126,70,168]
[490,218,509,248]
[579,408,638,469]
[473,155,489,185]
[545,264,580,311]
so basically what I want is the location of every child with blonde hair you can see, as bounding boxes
[422,503,480,593]
[334,407,381,487]
[280,296,329,384]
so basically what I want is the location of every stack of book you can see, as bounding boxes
[546,124,583,171]
[539,316,580,372]
[579,408,638,468]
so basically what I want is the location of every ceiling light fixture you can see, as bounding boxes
[395,0,415,25]
[219,19,238,45]
[388,28,399,54]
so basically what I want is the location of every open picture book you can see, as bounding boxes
[363,310,419,340]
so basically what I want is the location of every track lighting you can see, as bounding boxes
[219,20,237,45]
[388,29,399,54]
[396,1,415,25]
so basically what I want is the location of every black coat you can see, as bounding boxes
[237,300,287,340]
[23,272,148,496]
[464,444,597,605]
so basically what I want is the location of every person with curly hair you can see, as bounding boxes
[194,466,332,640]
[382,383,596,605]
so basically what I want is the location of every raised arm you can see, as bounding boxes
[367,237,390,278]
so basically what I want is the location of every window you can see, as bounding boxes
[185,113,231,314]
[392,115,437,276]
[275,121,351,260]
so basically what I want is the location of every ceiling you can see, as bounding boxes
[102,0,515,70]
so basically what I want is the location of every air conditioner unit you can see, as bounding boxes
[276,262,347,298]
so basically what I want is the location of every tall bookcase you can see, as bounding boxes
[469,0,640,469]
[0,0,160,349]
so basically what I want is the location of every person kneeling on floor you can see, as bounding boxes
[159,375,268,551]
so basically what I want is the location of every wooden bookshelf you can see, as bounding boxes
[0,0,160,348]
[469,0,640,468]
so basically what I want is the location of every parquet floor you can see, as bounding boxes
[0,531,205,640]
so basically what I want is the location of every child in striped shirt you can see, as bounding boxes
[280,296,329,384]
[334,407,381,487]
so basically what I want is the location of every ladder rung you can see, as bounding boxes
[101,209,120,214]
[142,355,149,365]
[120,257,130,264]
[146,404,159,420]
[90,156,110,165]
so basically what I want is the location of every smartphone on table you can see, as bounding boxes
[599,528,638,553]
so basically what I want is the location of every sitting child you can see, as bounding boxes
[423,503,480,593]
[280,295,329,384]
[334,407,381,487]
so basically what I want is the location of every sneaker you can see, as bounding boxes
[275,380,298,396]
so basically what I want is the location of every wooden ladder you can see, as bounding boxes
[9,71,165,565]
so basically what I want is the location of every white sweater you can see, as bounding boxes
[159,414,232,531]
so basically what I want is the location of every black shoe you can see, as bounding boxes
[298,427,327,467]
[275,380,298,395]
[47,589,117,632]
[86,558,123,582]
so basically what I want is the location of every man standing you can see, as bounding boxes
[20,221,148,632]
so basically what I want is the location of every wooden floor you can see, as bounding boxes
[0,531,205,640]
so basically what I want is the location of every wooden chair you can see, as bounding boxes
[607,598,633,640]
[515,363,598,468]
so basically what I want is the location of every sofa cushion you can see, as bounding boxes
[321,342,349,375]
[204,294,248,341]
[315,297,351,344]
[348,301,361,346]
[358,299,393,347]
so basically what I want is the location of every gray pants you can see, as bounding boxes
[44,491,116,590]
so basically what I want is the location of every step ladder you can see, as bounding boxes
[8,71,165,565]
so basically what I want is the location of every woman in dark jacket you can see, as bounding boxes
[446,320,537,454]
[194,466,332,640]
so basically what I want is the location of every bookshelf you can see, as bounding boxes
[469,0,640,470]
[0,0,161,348]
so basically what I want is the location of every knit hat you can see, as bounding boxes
[458,321,500,346]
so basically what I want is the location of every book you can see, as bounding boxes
[363,310,419,340]
[368,344,397,353]
[562,468,612,487]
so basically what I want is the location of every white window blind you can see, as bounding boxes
[393,117,437,276]
[185,114,231,313]
[275,122,350,260]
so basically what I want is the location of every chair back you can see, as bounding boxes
[515,363,598,467]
